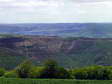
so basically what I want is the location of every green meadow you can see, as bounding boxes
[0,78,112,84]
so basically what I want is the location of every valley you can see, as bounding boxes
[0,35,112,69]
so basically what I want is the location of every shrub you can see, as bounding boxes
[72,69,88,79]
[15,60,33,78]
[72,66,112,80]
[29,67,44,78]
[96,67,112,80]
[0,68,5,77]
[14,59,71,79]
[38,59,70,79]
[55,67,71,79]
[39,59,58,78]
[4,71,18,78]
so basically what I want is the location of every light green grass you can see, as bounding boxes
[0,78,112,84]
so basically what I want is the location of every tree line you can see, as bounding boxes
[0,59,112,80]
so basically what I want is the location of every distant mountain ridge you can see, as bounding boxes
[0,23,112,38]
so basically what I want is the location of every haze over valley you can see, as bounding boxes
[0,23,112,38]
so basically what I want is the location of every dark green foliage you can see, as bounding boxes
[0,68,5,77]
[38,60,63,78]
[0,48,27,70]
[55,67,71,79]
[39,59,58,78]
[15,60,33,78]
[39,67,71,79]
[43,59,58,78]
[4,71,18,78]
[13,59,71,79]
[28,67,44,78]
[44,59,58,69]
[72,66,112,80]
[2,60,112,80]
[32,59,71,79]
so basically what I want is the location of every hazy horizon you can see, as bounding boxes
[1,22,112,24]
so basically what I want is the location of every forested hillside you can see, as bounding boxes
[0,35,112,69]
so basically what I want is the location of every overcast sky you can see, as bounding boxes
[0,0,112,23]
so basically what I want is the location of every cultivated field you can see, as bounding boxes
[0,78,112,84]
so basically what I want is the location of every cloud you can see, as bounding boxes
[0,0,14,2]
[0,0,112,23]
[0,0,111,9]
[71,0,112,2]
[0,0,62,8]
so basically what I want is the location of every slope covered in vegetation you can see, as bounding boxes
[0,35,112,69]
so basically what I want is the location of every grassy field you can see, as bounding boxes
[0,78,112,84]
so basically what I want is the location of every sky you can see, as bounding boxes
[0,0,112,23]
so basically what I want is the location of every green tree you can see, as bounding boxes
[39,59,70,79]
[72,66,112,80]
[55,67,71,79]
[0,68,5,77]
[29,67,44,78]
[40,59,58,78]
[15,60,33,78]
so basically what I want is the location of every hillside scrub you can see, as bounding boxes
[2,35,112,70]
[2,59,112,80]
[72,66,112,80]
[38,59,71,79]
[0,68,5,77]
[15,60,33,78]
[13,59,71,79]
[4,70,19,78]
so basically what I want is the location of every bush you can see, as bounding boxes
[0,68,5,77]
[55,67,71,79]
[96,67,112,80]
[4,71,18,78]
[29,66,71,79]
[39,67,71,79]
[38,59,70,79]
[29,67,44,78]
[72,69,88,79]
[38,59,58,78]
[72,66,112,80]
[15,60,33,78]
